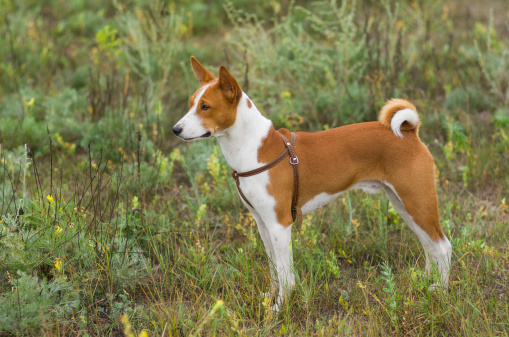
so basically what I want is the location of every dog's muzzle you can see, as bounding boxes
[172,125,212,140]
[172,125,182,136]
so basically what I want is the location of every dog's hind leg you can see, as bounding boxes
[383,183,452,289]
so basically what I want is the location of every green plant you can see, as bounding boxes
[380,261,398,323]
[0,271,80,333]
[0,0,509,335]
[474,16,509,107]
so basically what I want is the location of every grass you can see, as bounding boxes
[0,0,509,335]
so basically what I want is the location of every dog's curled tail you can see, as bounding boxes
[378,98,420,138]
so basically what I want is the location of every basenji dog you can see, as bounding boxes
[173,56,452,310]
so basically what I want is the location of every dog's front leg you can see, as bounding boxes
[251,212,277,297]
[265,222,295,311]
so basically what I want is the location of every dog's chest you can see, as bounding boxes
[238,172,274,208]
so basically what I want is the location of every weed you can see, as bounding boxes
[380,261,398,324]
[0,0,508,335]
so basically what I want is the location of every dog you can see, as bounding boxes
[173,56,452,310]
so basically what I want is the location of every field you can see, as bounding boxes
[1,0,509,335]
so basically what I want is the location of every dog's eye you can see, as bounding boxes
[201,104,210,111]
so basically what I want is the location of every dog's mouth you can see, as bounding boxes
[182,131,212,141]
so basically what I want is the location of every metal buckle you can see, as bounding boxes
[290,156,299,165]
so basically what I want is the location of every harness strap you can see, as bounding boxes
[231,131,302,226]
[280,132,302,226]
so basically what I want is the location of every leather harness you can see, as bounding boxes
[231,132,302,226]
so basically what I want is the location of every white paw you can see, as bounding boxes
[270,303,280,312]
[261,287,276,298]
[428,283,448,293]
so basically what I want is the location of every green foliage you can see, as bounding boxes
[380,261,398,323]
[0,271,80,333]
[494,108,509,128]
[474,17,509,106]
[96,25,122,57]
[326,250,341,279]
[0,0,508,335]
[0,155,149,334]
[225,0,370,128]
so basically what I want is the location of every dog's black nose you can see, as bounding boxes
[172,126,182,136]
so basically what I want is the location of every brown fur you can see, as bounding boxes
[189,59,241,134]
[189,57,444,243]
[191,56,215,85]
[258,122,444,242]
[379,98,420,133]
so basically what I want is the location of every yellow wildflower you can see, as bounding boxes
[55,226,62,234]
[24,97,34,108]
[280,91,292,99]
[47,195,54,203]
[54,258,62,272]
[212,299,224,311]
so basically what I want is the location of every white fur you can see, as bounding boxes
[175,85,450,311]
[391,108,419,138]
[354,180,384,194]
[174,83,213,140]
[213,94,280,226]
[302,192,345,214]
[212,93,294,308]
[215,94,272,172]
[303,182,452,289]
[301,181,383,214]
[383,183,452,286]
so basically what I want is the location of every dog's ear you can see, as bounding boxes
[190,56,215,85]
[218,66,242,103]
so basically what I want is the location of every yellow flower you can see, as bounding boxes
[24,97,34,108]
[138,331,148,337]
[372,294,381,304]
[212,300,224,312]
[55,226,62,234]
[47,195,54,203]
[280,91,292,99]
[54,258,62,272]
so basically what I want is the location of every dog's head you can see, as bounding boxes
[172,57,243,141]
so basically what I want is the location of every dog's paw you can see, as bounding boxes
[260,287,276,298]
[428,283,448,294]
[269,303,280,312]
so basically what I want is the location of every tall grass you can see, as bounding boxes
[0,0,508,335]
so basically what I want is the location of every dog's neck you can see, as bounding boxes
[215,93,272,172]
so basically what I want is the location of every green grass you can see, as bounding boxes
[1,0,509,335]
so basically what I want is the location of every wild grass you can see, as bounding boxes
[0,0,508,336]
